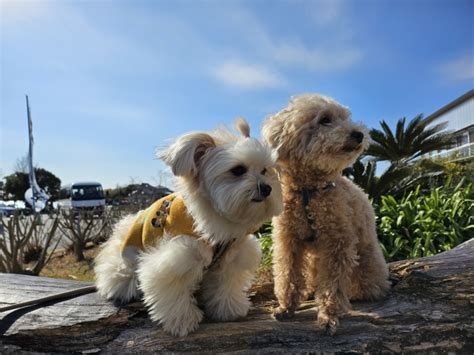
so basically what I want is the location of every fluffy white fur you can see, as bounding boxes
[199,235,262,321]
[95,214,140,303]
[94,119,282,337]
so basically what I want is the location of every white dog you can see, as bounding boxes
[94,119,282,337]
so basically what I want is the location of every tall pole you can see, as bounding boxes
[26,95,36,213]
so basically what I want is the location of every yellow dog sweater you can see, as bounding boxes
[120,193,200,260]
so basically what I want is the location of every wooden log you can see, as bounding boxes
[1,239,473,353]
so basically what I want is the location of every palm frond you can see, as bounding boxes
[367,114,452,163]
[380,120,398,153]
[395,117,406,148]
[405,114,424,138]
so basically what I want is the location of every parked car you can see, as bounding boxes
[0,201,31,217]
[0,202,16,217]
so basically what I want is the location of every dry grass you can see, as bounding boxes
[39,245,100,282]
[255,265,273,285]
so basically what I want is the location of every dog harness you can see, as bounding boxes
[120,193,237,268]
[120,193,200,260]
[298,181,336,242]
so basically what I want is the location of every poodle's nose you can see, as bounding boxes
[351,131,364,143]
[259,183,272,198]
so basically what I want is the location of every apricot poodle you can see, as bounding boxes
[262,94,390,335]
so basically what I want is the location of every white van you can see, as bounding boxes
[58,182,105,213]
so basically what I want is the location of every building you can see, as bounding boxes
[426,89,474,163]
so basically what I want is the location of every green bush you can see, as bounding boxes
[253,180,473,267]
[256,223,273,267]
[377,179,474,261]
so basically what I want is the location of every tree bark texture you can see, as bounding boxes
[0,239,473,354]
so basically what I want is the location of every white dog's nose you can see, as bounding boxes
[259,183,272,198]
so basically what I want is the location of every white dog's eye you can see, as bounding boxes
[319,115,332,126]
[261,168,267,175]
[230,165,247,176]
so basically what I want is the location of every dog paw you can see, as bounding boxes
[273,307,295,321]
[161,306,204,337]
[205,294,250,322]
[316,313,339,336]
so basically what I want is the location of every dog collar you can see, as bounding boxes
[300,181,336,202]
[299,181,336,242]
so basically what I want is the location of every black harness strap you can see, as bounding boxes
[206,239,235,271]
[301,187,317,242]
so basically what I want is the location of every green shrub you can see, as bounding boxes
[256,223,273,267]
[377,179,474,261]
[253,180,473,267]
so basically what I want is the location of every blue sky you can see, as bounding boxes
[1,0,473,189]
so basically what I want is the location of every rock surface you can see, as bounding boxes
[1,239,473,353]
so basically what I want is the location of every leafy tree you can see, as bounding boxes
[4,168,61,201]
[4,173,28,200]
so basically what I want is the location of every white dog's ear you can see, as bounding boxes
[159,132,216,177]
[235,117,250,138]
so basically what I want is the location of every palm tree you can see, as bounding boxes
[349,159,442,201]
[348,114,453,200]
[366,114,453,165]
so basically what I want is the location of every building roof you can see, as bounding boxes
[425,89,474,122]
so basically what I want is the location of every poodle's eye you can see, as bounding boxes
[230,165,247,176]
[319,115,332,126]
[261,168,267,175]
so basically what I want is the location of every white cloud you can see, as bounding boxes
[1,0,54,26]
[210,6,363,89]
[212,61,284,89]
[2,1,159,76]
[213,5,363,76]
[438,54,474,82]
[273,42,363,73]
[309,0,345,26]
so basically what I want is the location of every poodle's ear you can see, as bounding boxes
[159,132,216,177]
[262,113,287,160]
[262,116,280,148]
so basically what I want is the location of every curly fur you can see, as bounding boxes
[262,94,390,335]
